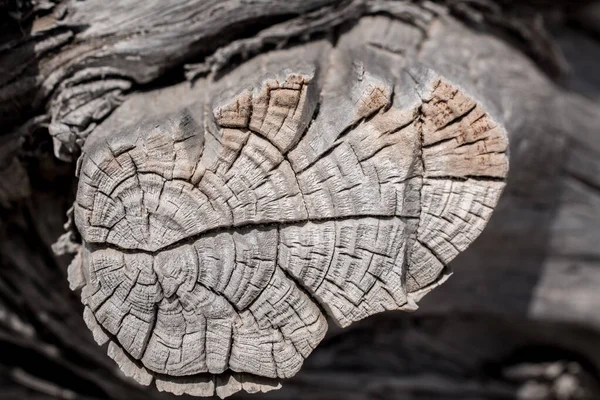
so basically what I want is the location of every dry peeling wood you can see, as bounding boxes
[4,2,599,400]
[0,0,568,162]
[69,21,508,397]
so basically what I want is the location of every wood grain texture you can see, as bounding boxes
[3,1,599,399]
[69,23,508,396]
[1,0,562,163]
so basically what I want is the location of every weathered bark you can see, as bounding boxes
[1,1,599,399]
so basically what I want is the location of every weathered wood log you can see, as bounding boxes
[70,27,509,394]
[1,1,599,399]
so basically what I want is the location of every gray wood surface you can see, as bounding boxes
[71,28,508,394]
[1,1,599,399]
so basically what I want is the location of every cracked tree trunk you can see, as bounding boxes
[1,1,600,400]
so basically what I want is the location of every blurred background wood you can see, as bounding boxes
[1,0,599,399]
